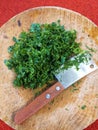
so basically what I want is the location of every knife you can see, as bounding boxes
[14,57,98,124]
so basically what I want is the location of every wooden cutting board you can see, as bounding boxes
[0,6,98,130]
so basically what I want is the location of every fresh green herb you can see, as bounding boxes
[4,21,91,89]
[86,45,96,53]
[71,87,79,92]
[71,81,81,92]
[76,80,81,85]
[81,105,87,110]
[72,83,76,88]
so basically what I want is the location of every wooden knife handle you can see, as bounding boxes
[14,82,64,124]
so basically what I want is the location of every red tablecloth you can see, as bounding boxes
[0,0,98,130]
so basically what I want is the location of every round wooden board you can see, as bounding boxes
[0,6,98,130]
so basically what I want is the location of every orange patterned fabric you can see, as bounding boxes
[0,0,98,130]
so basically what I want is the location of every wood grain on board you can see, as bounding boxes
[0,7,98,130]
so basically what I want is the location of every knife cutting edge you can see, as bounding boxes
[14,56,98,124]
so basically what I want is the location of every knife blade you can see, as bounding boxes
[14,57,98,124]
[55,58,98,89]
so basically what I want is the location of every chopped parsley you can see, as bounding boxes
[81,105,87,110]
[4,20,91,89]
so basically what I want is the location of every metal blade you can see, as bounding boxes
[55,59,98,89]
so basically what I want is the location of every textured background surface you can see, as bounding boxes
[0,0,98,130]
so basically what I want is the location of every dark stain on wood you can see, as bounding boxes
[48,107,51,110]
[17,20,21,27]
[3,35,8,39]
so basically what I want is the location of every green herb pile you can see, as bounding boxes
[4,20,90,89]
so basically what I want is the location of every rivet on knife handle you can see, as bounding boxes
[14,82,64,124]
